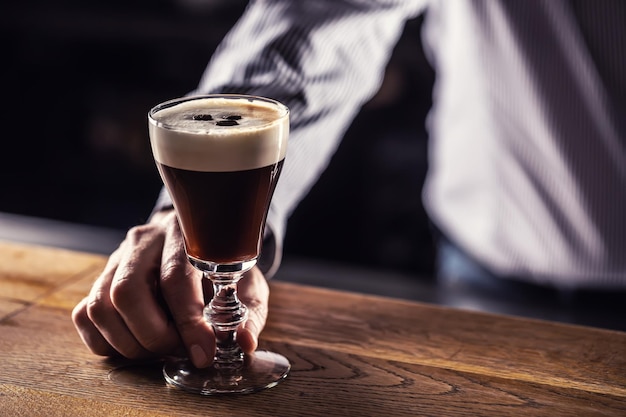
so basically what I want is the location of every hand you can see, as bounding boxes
[71,209,270,368]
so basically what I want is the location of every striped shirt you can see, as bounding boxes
[157,0,626,288]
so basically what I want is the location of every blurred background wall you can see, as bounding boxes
[1,0,435,277]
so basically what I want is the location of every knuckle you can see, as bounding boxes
[246,299,268,321]
[159,260,180,281]
[140,337,163,353]
[174,315,205,335]
[85,336,117,357]
[160,262,195,290]
[71,300,89,327]
[109,275,136,311]
[85,291,111,325]
[122,223,166,256]
[109,335,150,360]
[141,333,176,355]
[125,223,158,243]
[122,345,148,360]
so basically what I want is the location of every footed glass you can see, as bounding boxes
[148,94,290,395]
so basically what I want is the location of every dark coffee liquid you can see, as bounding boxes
[157,160,284,264]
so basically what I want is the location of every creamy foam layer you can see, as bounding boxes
[149,96,289,172]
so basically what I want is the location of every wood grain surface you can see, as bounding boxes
[1,241,625,416]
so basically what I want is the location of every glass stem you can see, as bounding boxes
[204,272,248,370]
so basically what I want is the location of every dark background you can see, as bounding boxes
[1,0,435,277]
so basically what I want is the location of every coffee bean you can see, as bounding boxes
[224,115,242,120]
[192,114,213,121]
[216,120,239,126]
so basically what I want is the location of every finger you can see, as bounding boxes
[109,222,182,355]
[159,214,215,368]
[85,246,152,359]
[237,267,270,354]
[73,242,125,356]
[72,297,118,356]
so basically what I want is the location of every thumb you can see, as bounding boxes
[159,213,216,368]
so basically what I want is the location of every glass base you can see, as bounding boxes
[163,351,290,395]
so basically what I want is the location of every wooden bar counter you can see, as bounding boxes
[1,241,625,416]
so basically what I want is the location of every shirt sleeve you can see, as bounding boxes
[156,0,427,277]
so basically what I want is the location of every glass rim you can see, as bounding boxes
[148,94,289,133]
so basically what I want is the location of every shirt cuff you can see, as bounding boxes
[257,223,282,279]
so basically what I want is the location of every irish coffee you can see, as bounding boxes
[150,95,291,395]
[149,95,289,265]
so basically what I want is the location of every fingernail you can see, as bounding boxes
[190,344,209,368]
